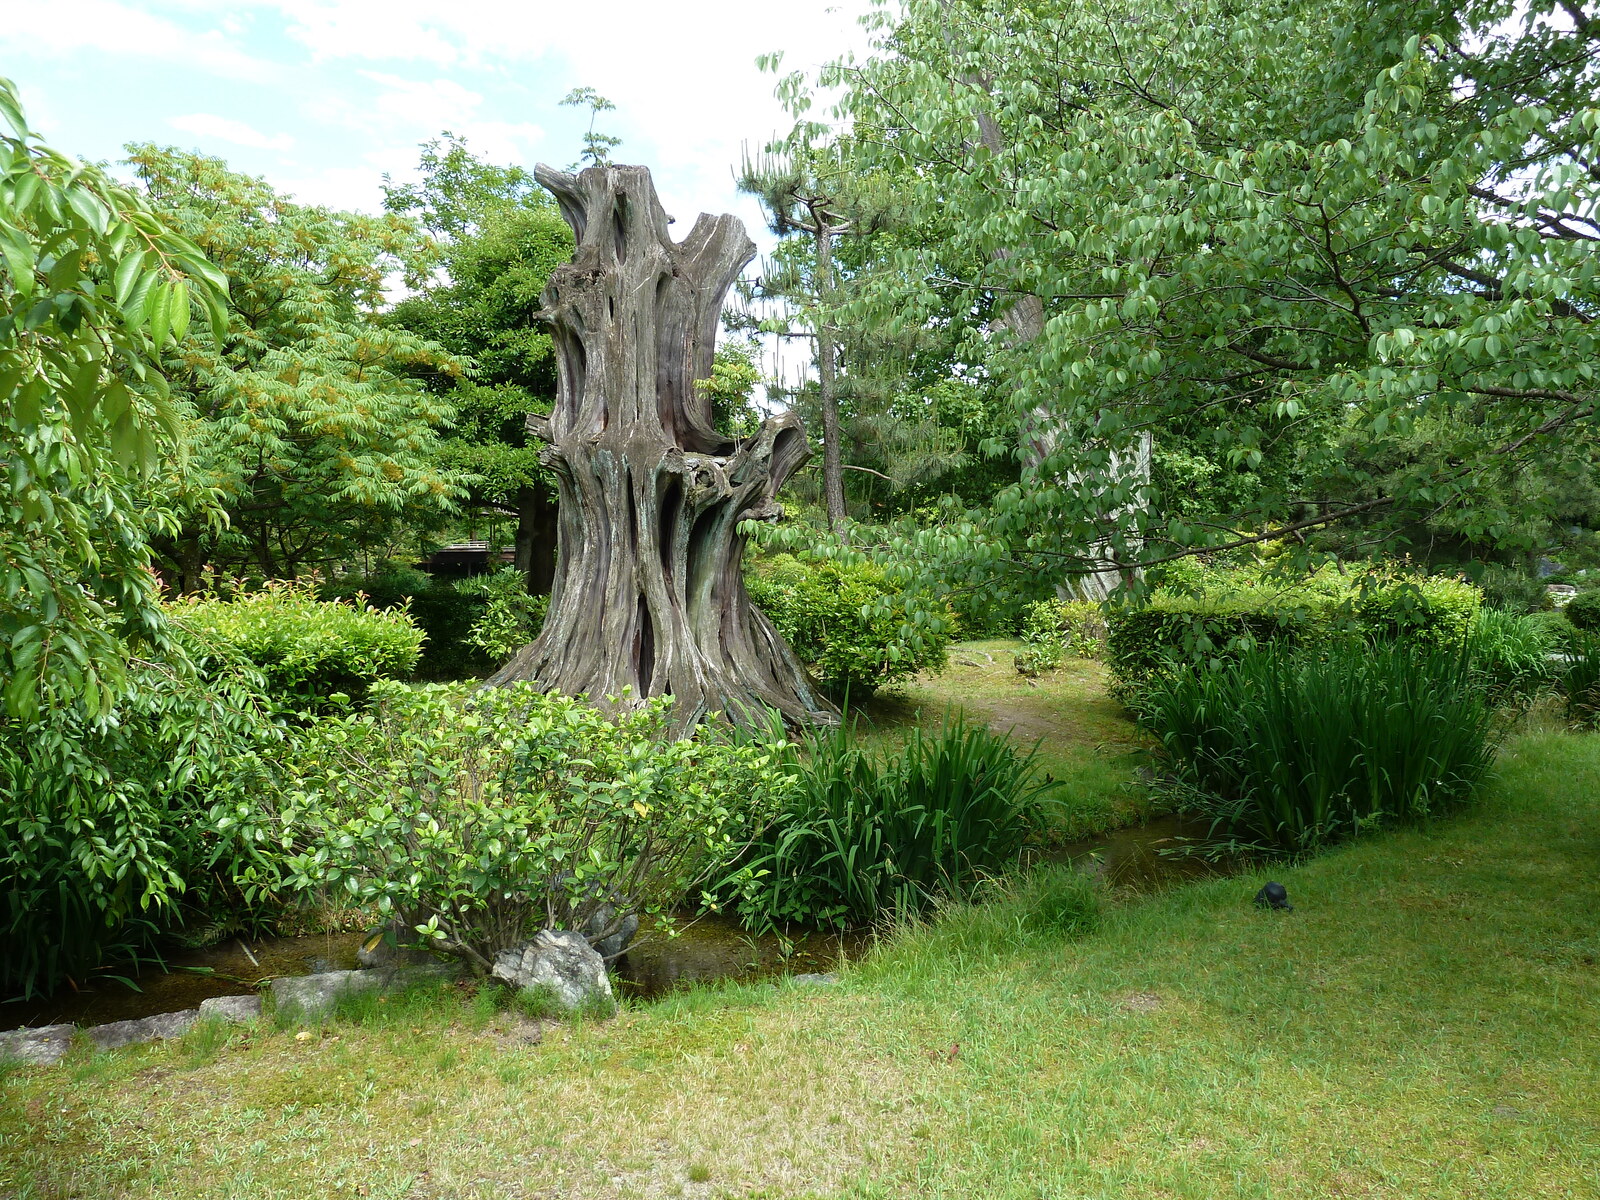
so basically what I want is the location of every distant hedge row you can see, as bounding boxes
[1106,567,1482,689]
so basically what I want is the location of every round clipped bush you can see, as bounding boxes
[1564,590,1600,633]
[744,554,954,699]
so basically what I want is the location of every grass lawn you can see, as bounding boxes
[857,639,1156,840]
[5,726,1598,1199]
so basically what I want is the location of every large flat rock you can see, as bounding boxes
[270,963,460,1018]
[0,1024,73,1066]
[199,994,263,1023]
[86,1009,199,1050]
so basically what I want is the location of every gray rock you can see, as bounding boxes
[86,1008,198,1050]
[198,994,263,1023]
[0,1024,74,1066]
[790,972,840,986]
[270,963,460,1019]
[356,921,440,969]
[583,905,640,960]
[491,930,616,1016]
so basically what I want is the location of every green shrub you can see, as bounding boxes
[278,682,795,973]
[1135,640,1497,854]
[1468,607,1559,703]
[745,554,954,699]
[1564,590,1600,633]
[0,655,285,997]
[320,567,492,680]
[456,567,548,661]
[1015,599,1108,675]
[1525,610,1579,656]
[170,579,423,710]
[722,714,1051,931]
[1106,566,1481,692]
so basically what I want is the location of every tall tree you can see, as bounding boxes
[822,0,1599,581]
[0,81,229,719]
[128,145,467,585]
[739,136,854,532]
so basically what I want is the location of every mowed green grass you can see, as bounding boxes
[857,638,1155,839]
[5,729,1597,1199]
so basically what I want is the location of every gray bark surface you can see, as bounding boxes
[487,164,836,732]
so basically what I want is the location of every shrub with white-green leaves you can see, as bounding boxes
[278,683,795,973]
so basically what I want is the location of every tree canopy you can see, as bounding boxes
[128,145,468,584]
[0,80,229,718]
[799,0,1598,589]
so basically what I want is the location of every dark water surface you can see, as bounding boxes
[1049,814,1235,890]
[6,817,1222,1034]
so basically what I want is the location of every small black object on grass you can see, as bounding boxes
[1254,881,1293,911]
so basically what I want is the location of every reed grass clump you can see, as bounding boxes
[722,715,1051,931]
[1135,640,1497,853]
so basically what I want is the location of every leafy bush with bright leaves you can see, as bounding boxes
[745,553,954,699]
[1015,599,1107,676]
[1134,640,1497,855]
[321,565,493,680]
[169,579,424,710]
[721,714,1051,931]
[0,654,285,998]
[457,566,548,661]
[277,682,794,973]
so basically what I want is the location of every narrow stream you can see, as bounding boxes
[1049,814,1234,889]
[5,816,1224,1034]
[3,917,861,1032]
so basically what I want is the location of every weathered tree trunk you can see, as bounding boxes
[487,164,837,732]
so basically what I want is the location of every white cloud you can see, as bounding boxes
[170,113,295,151]
[269,163,391,212]
[360,72,485,127]
[0,0,276,83]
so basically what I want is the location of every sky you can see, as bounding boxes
[2,0,882,379]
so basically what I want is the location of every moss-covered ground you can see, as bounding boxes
[5,708,1598,1198]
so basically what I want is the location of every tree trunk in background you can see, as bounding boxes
[487,164,837,732]
[513,483,558,596]
[813,221,848,533]
[940,2,1151,600]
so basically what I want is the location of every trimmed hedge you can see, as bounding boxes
[1107,567,1482,689]
[169,581,424,710]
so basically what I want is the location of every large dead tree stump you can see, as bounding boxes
[486,164,836,732]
